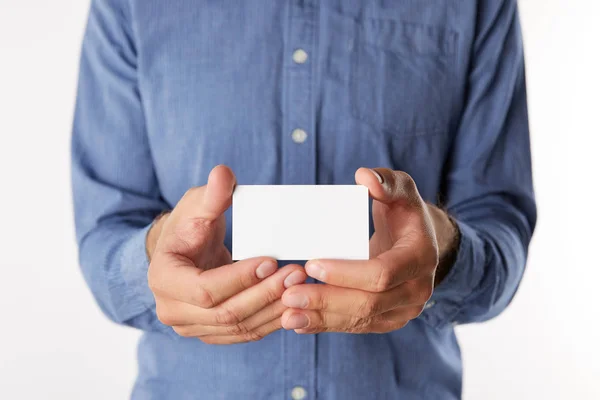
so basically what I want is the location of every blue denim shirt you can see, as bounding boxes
[72,1,536,398]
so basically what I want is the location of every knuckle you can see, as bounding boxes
[264,285,282,305]
[242,330,264,343]
[236,266,259,291]
[225,322,249,336]
[191,285,216,308]
[373,261,394,292]
[313,290,327,310]
[393,171,422,207]
[214,306,241,326]
[396,171,417,191]
[395,170,414,184]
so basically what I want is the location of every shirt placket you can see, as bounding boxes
[282,0,317,185]
[281,0,318,399]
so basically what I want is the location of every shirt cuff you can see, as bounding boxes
[419,220,487,328]
[117,224,178,337]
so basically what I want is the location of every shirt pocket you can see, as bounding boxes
[331,13,458,137]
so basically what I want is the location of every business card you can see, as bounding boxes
[232,185,369,260]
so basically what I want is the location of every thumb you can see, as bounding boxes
[355,167,423,208]
[201,164,237,220]
[155,165,235,257]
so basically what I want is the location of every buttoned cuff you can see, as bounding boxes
[419,220,487,328]
[118,224,178,337]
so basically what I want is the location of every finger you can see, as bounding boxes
[195,256,288,307]
[157,165,236,254]
[171,300,286,337]
[202,165,237,220]
[356,167,432,244]
[281,308,362,333]
[198,317,282,345]
[211,264,306,325]
[149,255,279,308]
[155,264,305,327]
[366,306,424,333]
[174,165,236,221]
[281,280,430,318]
[355,167,422,208]
[229,299,287,333]
[283,306,422,334]
[304,246,434,293]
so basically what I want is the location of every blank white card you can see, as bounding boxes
[232,185,369,260]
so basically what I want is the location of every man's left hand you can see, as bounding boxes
[281,167,458,334]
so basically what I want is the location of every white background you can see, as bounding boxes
[0,1,598,399]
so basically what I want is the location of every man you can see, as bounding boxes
[72,0,536,398]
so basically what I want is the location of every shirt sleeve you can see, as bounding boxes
[72,0,175,336]
[420,0,537,328]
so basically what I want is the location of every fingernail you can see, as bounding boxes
[305,262,326,281]
[284,270,306,288]
[282,293,308,309]
[370,169,384,184]
[256,260,277,279]
[285,313,309,330]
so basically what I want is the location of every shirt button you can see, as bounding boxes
[292,48,308,64]
[291,128,308,143]
[291,386,307,400]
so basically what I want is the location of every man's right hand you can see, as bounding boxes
[147,165,307,344]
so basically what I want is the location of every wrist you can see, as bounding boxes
[145,211,171,261]
[426,204,460,286]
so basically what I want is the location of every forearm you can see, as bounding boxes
[418,0,536,327]
[421,195,534,327]
[78,216,173,335]
[455,197,533,322]
[72,0,179,335]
